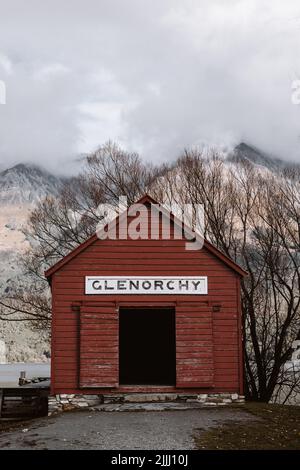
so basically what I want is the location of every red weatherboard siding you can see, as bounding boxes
[80,305,119,388]
[48,198,244,395]
[176,304,214,387]
[50,242,242,394]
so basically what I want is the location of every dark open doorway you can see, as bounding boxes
[119,307,176,385]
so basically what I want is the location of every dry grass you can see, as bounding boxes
[195,403,300,450]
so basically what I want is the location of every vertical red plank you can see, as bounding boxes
[176,304,214,388]
[50,273,57,395]
[237,278,244,395]
[79,305,119,387]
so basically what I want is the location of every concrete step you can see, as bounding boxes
[93,402,217,412]
[49,393,245,415]
[103,393,186,404]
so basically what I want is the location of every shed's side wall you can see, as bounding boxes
[51,236,243,395]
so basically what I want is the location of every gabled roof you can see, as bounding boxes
[45,194,247,279]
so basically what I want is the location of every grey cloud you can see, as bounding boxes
[0,0,300,173]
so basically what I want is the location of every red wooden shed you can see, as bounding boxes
[45,195,246,401]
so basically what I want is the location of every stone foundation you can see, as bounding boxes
[48,393,245,415]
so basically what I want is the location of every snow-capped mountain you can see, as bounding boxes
[0,144,296,208]
[230,142,300,173]
[0,163,64,255]
[0,144,298,362]
[0,163,64,205]
[0,163,64,362]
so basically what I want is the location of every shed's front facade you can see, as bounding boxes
[46,195,246,400]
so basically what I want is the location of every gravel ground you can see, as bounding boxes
[0,407,256,450]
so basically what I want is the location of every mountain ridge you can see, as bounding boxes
[230,142,300,172]
[0,142,298,362]
[0,141,298,206]
[0,162,64,205]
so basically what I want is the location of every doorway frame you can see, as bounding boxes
[118,304,176,386]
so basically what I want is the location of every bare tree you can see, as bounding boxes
[0,142,159,328]
[177,150,300,401]
[1,142,299,402]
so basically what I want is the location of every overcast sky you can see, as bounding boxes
[0,0,300,173]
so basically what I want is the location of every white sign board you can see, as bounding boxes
[85,276,208,295]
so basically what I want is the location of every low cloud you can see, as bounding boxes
[0,0,300,173]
